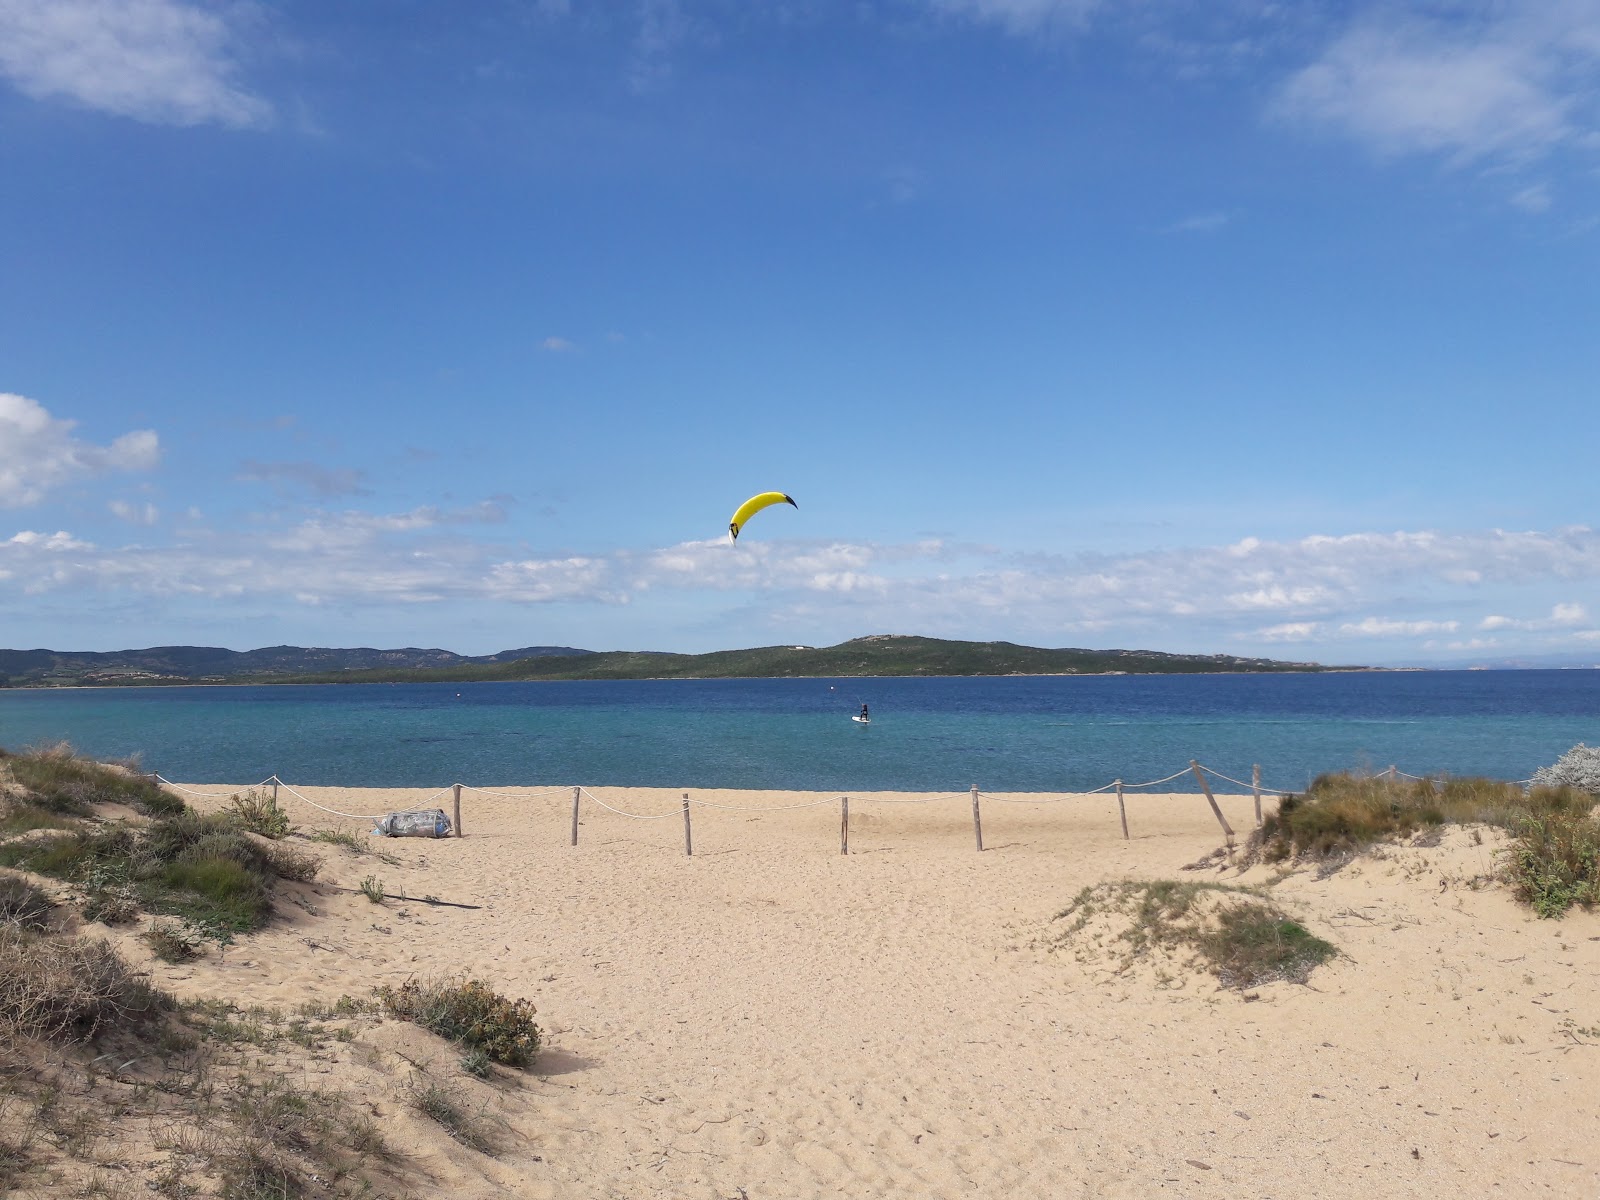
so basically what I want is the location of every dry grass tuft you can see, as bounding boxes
[0,926,165,1042]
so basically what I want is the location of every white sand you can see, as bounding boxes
[140,782,1600,1198]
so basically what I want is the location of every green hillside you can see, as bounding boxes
[267,635,1347,684]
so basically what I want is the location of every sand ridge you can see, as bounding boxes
[130,781,1600,1199]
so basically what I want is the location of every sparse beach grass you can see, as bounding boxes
[1253,770,1600,916]
[0,745,542,1196]
[1051,879,1337,988]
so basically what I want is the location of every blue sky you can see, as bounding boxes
[1,0,1597,665]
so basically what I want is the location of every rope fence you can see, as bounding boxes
[152,758,1499,856]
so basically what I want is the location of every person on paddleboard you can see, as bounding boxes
[860,703,870,721]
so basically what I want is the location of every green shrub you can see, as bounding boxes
[1256,771,1579,861]
[4,743,182,817]
[263,844,321,883]
[0,804,76,838]
[157,857,273,931]
[375,977,541,1067]
[229,789,293,839]
[1050,880,1338,989]
[81,886,140,925]
[1200,902,1337,987]
[1506,811,1600,918]
[360,875,385,903]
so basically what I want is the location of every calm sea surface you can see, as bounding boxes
[0,672,1596,793]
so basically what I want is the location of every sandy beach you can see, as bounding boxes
[120,780,1600,1199]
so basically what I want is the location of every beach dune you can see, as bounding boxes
[143,781,1600,1199]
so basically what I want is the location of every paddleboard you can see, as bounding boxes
[852,715,870,724]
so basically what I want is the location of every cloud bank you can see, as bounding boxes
[0,0,270,126]
[3,510,1597,657]
[0,393,160,507]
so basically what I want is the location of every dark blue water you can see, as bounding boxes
[0,672,1595,793]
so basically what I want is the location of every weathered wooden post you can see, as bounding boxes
[682,792,693,857]
[1387,764,1397,783]
[1189,760,1235,844]
[970,784,983,853]
[1116,779,1128,840]
[452,783,463,837]
[840,795,849,855]
[1252,764,1262,828]
[570,786,581,847]
[271,777,280,808]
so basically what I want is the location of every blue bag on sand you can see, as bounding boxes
[372,809,453,838]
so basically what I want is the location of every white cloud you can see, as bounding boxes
[1338,617,1459,637]
[1511,182,1553,212]
[1161,211,1231,234]
[629,0,690,92]
[0,393,160,507]
[1479,602,1588,631]
[0,0,270,127]
[926,0,1102,36]
[5,516,1600,654]
[237,460,370,499]
[1275,8,1600,164]
[540,336,577,353]
[8,529,92,550]
[109,499,159,526]
[1255,622,1321,642]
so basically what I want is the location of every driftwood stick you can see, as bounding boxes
[1189,760,1235,843]
[330,885,481,910]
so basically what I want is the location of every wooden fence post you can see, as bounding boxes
[1189,760,1235,844]
[271,778,280,808]
[840,795,849,855]
[970,784,983,853]
[682,792,693,857]
[1387,764,1398,783]
[1252,764,1262,828]
[1116,779,1128,840]
[570,786,581,847]
[452,783,463,838]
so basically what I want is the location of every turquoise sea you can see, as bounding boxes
[1,671,1596,794]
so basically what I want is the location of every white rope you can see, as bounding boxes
[153,774,274,798]
[273,779,390,821]
[1194,764,1284,793]
[463,785,570,801]
[981,792,1076,804]
[577,787,686,821]
[852,791,972,806]
[683,793,845,813]
[1118,767,1195,790]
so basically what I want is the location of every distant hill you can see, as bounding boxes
[0,644,593,687]
[0,634,1349,687]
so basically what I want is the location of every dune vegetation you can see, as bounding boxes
[0,743,543,1198]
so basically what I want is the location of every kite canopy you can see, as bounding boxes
[729,491,797,541]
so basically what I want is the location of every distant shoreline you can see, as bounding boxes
[0,666,1390,692]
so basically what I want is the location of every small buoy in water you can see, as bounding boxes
[456,693,461,697]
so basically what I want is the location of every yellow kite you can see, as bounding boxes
[728,491,797,542]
